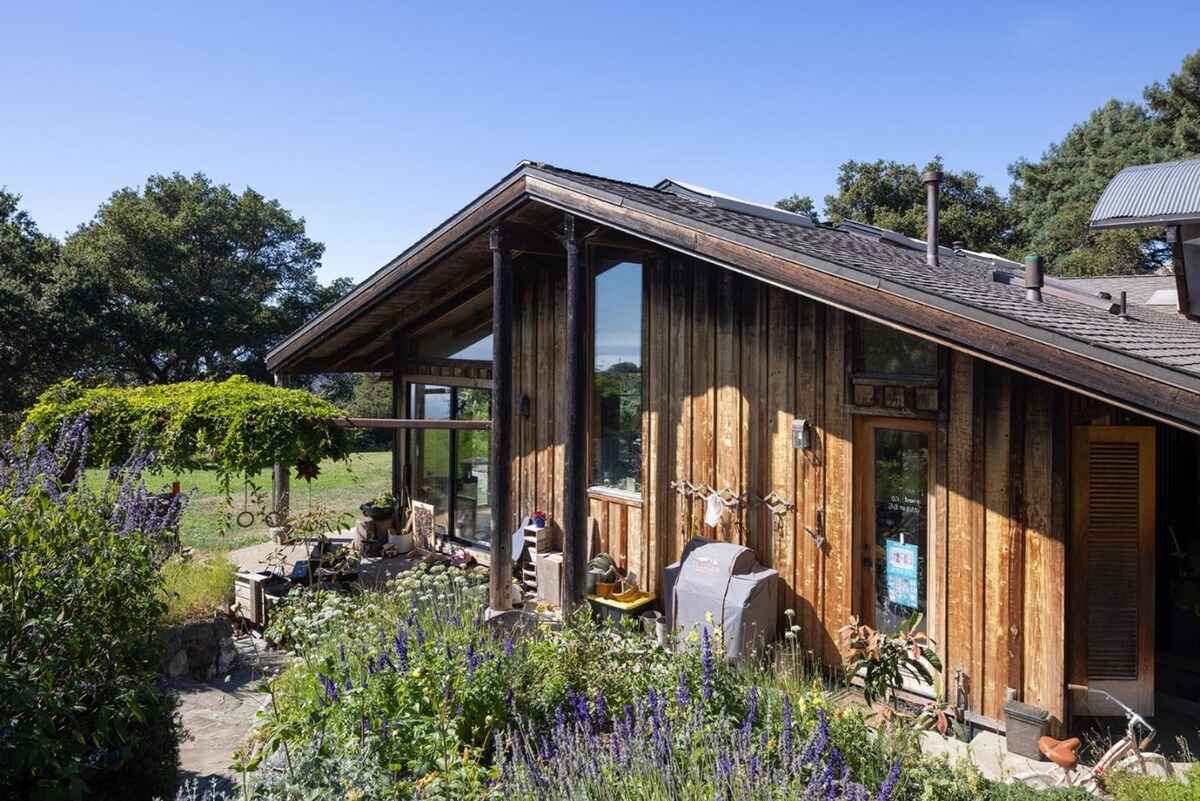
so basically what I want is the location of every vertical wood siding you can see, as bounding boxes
[510,253,1070,729]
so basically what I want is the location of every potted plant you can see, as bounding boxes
[359,492,396,521]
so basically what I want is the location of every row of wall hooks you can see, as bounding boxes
[669,480,795,520]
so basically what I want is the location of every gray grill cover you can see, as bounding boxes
[667,538,778,659]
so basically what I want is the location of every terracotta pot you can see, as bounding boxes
[596,581,615,598]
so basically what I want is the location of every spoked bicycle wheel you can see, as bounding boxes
[1114,752,1175,779]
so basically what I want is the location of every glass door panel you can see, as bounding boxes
[453,388,492,546]
[859,419,934,635]
[411,384,451,540]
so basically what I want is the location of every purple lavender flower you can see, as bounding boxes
[701,626,715,702]
[874,760,901,801]
[592,690,607,731]
[318,673,339,704]
[393,630,409,668]
[676,671,691,708]
[800,708,829,768]
[503,636,514,658]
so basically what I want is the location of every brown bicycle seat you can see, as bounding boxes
[1038,736,1081,770]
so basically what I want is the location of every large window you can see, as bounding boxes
[409,384,492,547]
[592,258,643,494]
[853,319,937,378]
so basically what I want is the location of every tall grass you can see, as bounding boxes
[160,554,237,625]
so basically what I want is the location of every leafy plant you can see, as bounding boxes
[0,418,184,800]
[840,613,942,724]
[21,376,355,498]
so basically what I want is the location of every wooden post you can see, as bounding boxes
[391,333,405,530]
[489,227,514,612]
[272,373,291,523]
[562,213,587,609]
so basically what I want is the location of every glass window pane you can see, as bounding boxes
[451,333,492,361]
[872,427,929,634]
[453,388,492,546]
[856,319,936,376]
[410,385,451,538]
[592,259,642,493]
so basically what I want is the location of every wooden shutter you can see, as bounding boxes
[1071,426,1155,715]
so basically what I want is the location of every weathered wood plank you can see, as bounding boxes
[692,262,716,532]
[983,365,1012,720]
[716,269,741,543]
[797,300,823,656]
[946,351,976,712]
[822,308,851,665]
[1007,376,1027,701]
[646,255,670,595]
[767,288,797,627]
[669,254,693,563]
[553,266,567,546]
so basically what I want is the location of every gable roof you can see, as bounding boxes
[268,160,1200,432]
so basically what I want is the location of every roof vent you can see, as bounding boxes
[921,169,943,267]
[1024,255,1044,302]
[654,179,815,228]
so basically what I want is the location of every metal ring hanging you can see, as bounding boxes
[236,510,255,528]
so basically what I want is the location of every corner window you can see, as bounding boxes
[853,319,936,378]
[592,258,643,494]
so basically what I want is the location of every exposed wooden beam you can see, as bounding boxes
[332,273,494,370]
[497,221,564,257]
[562,212,587,609]
[489,226,515,612]
[391,333,405,528]
[333,417,491,431]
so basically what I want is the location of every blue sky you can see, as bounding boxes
[3,1,1198,286]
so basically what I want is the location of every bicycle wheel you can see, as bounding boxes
[1113,752,1176,779]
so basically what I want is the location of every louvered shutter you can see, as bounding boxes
[1071,426,1155,715]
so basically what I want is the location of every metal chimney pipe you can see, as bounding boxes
[921,169,943,267]
[1024,254,1044,302]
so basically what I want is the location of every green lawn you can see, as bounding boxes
[87,450,393,553]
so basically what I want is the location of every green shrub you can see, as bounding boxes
[161,554,237,624]
[0,422,183,800]
[1108,764,1200,801]
[21,376,355,495]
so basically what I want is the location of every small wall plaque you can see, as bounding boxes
[791,419,810,450]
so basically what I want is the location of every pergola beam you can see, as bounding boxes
[333,417,491,430]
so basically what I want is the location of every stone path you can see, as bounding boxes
[173,636,289,795]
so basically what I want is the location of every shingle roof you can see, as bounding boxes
[1090,158,1200,228]
[534,163,1200,378]
[1060,275,1177,309]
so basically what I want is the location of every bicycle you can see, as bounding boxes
[1013,684,1175,794]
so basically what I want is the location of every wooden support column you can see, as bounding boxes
[562,213,587,610]
[489,227,514,611]
[391,333,406,529]
[272,373,291,522]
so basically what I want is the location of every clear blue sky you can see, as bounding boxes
[3,1,1198,286]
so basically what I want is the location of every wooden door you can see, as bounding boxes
[854,417,939,642]
[1070,426,1156,716]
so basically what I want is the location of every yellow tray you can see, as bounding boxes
[585,591,655,611]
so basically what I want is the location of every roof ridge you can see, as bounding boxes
[524,161,667,194]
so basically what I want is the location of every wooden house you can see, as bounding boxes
[266,160,1200,735]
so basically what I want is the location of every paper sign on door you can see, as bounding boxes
[885,538,919,609]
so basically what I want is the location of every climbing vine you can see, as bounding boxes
[21,376,355,494]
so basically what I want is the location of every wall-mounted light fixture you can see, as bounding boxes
[791,418,810,450]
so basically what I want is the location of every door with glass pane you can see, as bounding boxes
[411,385,452,539]
[856,417,936,635]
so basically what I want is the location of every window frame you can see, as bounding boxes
[588,246,647,498]
[850,318,939,387]
[406,382,493,549]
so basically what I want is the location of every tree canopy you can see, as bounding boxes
[0,190,62,423]
[814,158,1017,254]
[776,49,1200,277]
[56,172,351,384]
